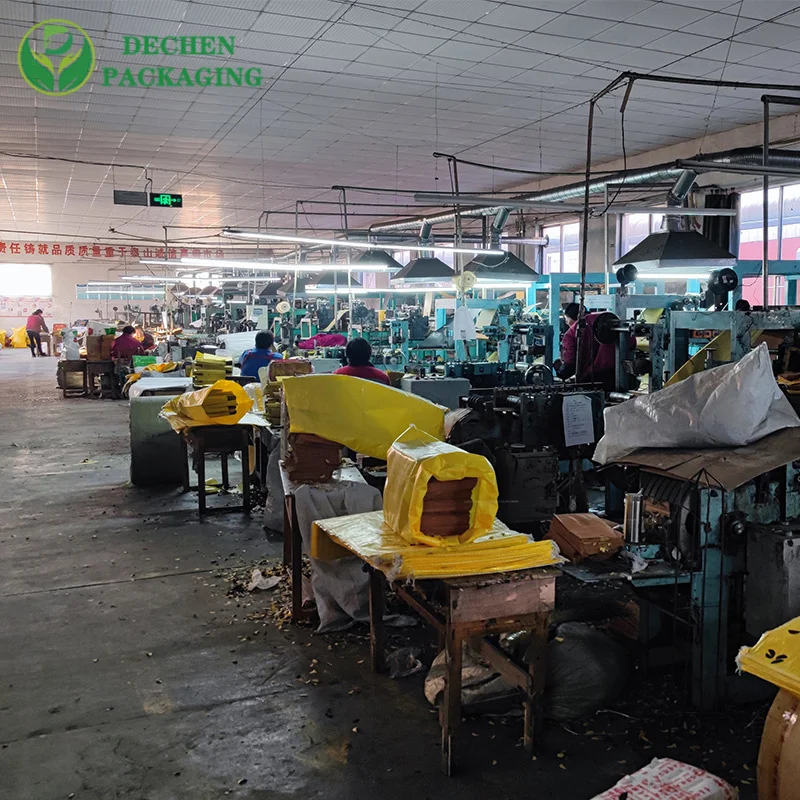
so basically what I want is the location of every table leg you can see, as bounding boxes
[282,495,292,566]
[180,436,190,493]
[241,430,251,513]
[523,613,549,753]
[368,568,386,674]
[197,438,206,515]
[221,454,229,490]
[290,498,303,623]
[441,623,463,776]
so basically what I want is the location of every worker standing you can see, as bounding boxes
[110,325,145,360]
[556,303,634,391]
[25,309,48,358]
[240,331,283,378]
[333,337,390,385]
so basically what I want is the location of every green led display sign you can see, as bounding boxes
[149,193,183,208]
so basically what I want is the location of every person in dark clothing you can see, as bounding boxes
[25,309,48,357]
[240,330,283,378]
[334,337,390,385]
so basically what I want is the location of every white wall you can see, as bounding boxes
[0,260,131,333]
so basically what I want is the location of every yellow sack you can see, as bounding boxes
[281,374,446,460]
[737,616,800,697]
[11,326,29,348]
[384,425,498,546]
[161,379,252,431]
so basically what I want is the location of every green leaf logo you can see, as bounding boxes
[18,18,95,96]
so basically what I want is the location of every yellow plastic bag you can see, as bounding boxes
[161,379,252,431]
[281,374,446,459]
[737,616,800,697]
[11,326,29,348]
[311,510,563,580]
[384,425,498,546]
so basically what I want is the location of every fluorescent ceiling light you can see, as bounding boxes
[473,282,529,289]
[139,259,181,267]
[602,206,737,217]
[178,257,391,272]
[635,272,710,280]
[223,228,505,256]
[306,287,452,296]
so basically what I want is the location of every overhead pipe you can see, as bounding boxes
[369,146,800,235]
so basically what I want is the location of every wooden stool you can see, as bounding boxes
[368,567,558,775]
[180,425,251,515]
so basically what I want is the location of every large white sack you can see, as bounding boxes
[594,342,800,464]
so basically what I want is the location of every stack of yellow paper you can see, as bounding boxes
[192,352,233,388]
[312,510,563,581]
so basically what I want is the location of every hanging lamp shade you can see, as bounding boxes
[462,251,538,282]
[355,249,404,271]
[309,271,363,290]
[613,230,736,270]
[390,255,453,284]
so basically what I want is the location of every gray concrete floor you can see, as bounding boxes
[0,348,758,799]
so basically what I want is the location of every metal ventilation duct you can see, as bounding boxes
[390,255,453,284]
[613,230,737,270]
[369,146,800,235]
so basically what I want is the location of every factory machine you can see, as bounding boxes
[595,429,800,710]
[446,384,605,532]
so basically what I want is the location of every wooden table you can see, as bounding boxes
[180,425,252,515]
[85,360,118,399]
[278,463,366,623]
[312,513,559,775]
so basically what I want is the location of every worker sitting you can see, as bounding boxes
[240,330,283,378]
[555,303,633,391]
[333,337,390,385]
[111,325,145,361]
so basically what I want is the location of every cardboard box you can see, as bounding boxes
[546,513,623,562]
[86,334,115,361]
[758,688,800,800]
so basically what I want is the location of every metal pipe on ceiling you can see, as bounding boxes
[369,146,800,235]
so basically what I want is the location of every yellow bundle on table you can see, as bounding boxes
[281,373,445,459]
[192,351,232,387]
[261,360,314,426]
[161,379,252,431]
[312,511,562,580]
[384,425,498,546]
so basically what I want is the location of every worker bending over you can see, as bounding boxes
[240,331,283,378]
[334,337,390,385]
[556,303,633,391]
[111,325,145,360]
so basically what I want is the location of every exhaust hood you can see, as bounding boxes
[355,249,404,271]
[462,251,539,282]
[614,229,737,271]
[308,271,363,290]
[390,255,453,284]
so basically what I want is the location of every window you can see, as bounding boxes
[543,221,580,273]
[618,214,665,257]
[76,284,165,301]
[0,263,51,296]
[739,187,783,305]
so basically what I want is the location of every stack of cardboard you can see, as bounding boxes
[86,334,115,361]
[419,478,477,538]
[546,513,623,563]
[193,352,232,387]
[284,433,342,483]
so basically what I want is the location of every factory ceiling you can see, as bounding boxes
[2,0,800,244]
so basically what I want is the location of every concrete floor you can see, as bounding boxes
[0,348,760,799]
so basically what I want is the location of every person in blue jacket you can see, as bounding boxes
[239,330,282,378]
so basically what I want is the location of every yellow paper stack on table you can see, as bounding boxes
[263,382,282,425]
[160,379,253,431]
[192,352,233,388]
